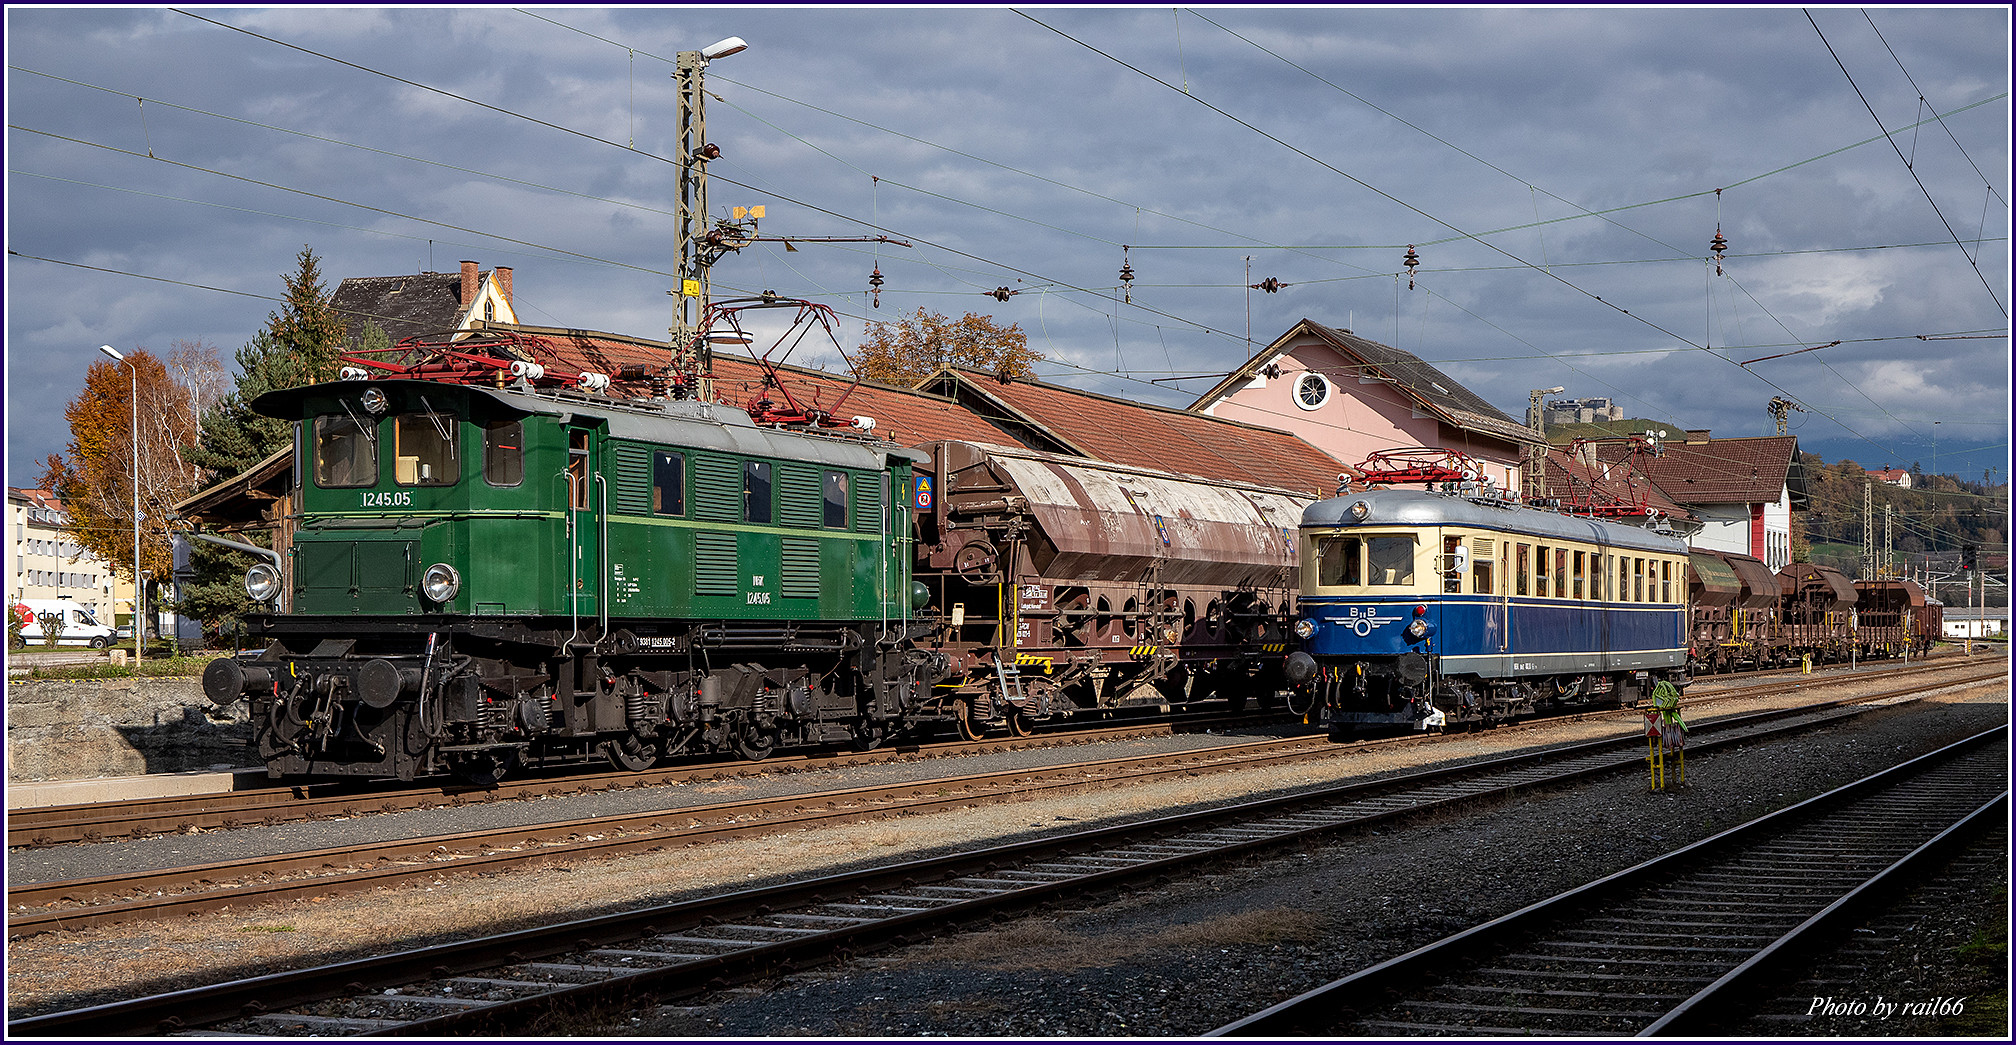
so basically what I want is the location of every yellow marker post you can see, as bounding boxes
[1646,679,1687,790]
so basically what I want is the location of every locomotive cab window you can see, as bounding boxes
[567,431,591,509]
[1367,535,1415,586]
[654,452,686,516]
[314,414,377,488]
[482,420,523,487]
[1441,536,1464,594]
[393,413,459,486]
[1316,536,1362,587]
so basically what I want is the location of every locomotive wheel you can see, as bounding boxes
[734,731,778,762]
[851,724,887,752]
[954,699,985,741]
[603,735,657,772]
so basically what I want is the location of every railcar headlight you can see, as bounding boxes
[244,563,281,602]
[360,386,389,415]
[422,562,462,603]
[1293,618,1318,639]
[1348,500,1370,522]
[1405,618,1429,640]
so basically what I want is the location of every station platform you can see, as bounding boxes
[5,766,266,810]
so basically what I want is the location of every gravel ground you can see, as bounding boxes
[4,666,2006,1035]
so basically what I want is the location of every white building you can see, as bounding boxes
[7,487,130,623]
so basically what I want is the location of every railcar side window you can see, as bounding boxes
[1618,558,1629,602]
[1317,536,1362,587]
[1633,558,1646,602]
[1554,549,1568,598]
[744,461,773,524]
[1573,550,1586,599]
[1367,536,1414,586]
[394,413,459,486]
[1442,537,1463,594]
[1536,545,1551,598]
[1514,544,1530,596]
[1471,538,1495,595]
[823,472,848,528]
[483,420,523,487]
[654,452,686,516]
[1661,560,1673,603]
[314,414,377,488]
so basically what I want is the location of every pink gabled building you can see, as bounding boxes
[1185,319,1539,492]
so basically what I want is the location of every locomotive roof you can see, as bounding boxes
[1302,487,1688,554]
[255,379,925,470]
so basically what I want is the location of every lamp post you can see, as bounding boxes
[98,345,141,667]
[671,35,748,401]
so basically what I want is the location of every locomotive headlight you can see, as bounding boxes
[1348,500,1370,522]
[360,386,389,415]
[243,563,281,602]
[422,562,462,603]
[1405,618,1429,640]
[1293,618,1318,639]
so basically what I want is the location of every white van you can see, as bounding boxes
[11,599,122,649]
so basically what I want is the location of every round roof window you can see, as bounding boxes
[1294,371,1331,411]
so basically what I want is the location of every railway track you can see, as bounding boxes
[1209,725,2008,1037]
[7,661,2003,939]
[9,654,1987,849]
[10,661,2002,938]
[8,669,2001,1037]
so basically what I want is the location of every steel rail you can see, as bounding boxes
[1207,725,2009,1037]
[11,654,1988,848]
[10,675,1999,1037]
[11,664,1999,935]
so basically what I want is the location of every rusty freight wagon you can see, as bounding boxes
[1852,577,1934,659]
[1776,562,1858,663]
[911,440,1314,736]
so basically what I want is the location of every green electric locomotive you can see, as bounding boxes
[202,373,943,781]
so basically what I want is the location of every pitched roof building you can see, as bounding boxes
[331,260,518,347]
[1587,432,1806,569]
[1186,319,1539,493]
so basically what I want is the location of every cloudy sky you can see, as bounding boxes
[6,6,2009,508]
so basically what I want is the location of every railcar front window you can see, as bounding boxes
[394,413,459,486]
[483,420,523,487]
[314,414,377,488]
[1317,536,1362,587]
[1367,536,1415,586]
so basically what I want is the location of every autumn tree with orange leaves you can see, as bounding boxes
[38,341,225,585]
[854,309,1041,387]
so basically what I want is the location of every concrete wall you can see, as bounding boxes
[4,677,256,783]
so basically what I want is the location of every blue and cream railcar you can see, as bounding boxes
[1283,487,1691,735]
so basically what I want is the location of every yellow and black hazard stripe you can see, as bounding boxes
[1128,644,1159,659]
[1015,653,1053,672]
[1259,642,1288,652]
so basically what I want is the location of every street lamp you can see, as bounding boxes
[99,345,141,667]
[671,35,749,401]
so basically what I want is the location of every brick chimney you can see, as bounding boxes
[494,266,512,305]
[460,260,478,304]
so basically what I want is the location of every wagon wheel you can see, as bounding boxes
[954,698,986,741]
[1006,710,1035,737]
[954,541,1003,583]
[603,735,657,772]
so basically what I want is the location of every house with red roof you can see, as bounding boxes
[1589,431,1806,569]
[1185,319,1540,494]
[1865,467,1912,489]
